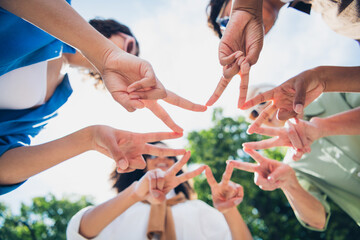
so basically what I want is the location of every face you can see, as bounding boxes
[145,143,176,171]
[216,0,277,35]
[109,33,138,55]
[247,101,285,127]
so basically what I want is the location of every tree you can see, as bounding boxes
[187,108,360,240]
[0,194,93,240]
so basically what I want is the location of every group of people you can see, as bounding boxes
[0,0,358,239]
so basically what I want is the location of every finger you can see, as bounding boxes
[127,156,147,170]
[149,171,157,191]
[176,165,206,184]
[155,169,165,190]
[238,62,250,108]
[247,104,277,134]
[242,137,283,150]
[164,90,207,112]
[219,50,243,66]
[223,61,240,80]
[250,126,282,137]
[286,120,304,150]
[116,166,136,173]
[292,149,304,161]
[129,88,167,100]
[142,131,183,142]
[111,91,140,112]
[205,165,218,187]
[293,79,306,114]
[227,160,257,173]
[144,144,186,157]
[206,76,231,106]
[146,102,184,133]
[240,88,274,110]
[216,198,243,212]
[222,163,234,185]
[167,151,191,176]
[243,147,267,164]
[277,108,298,121]
[267,165,290,183]
[127,69,157,92]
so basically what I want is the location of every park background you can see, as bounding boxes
[1,0,359,239]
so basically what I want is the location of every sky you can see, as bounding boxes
[1,0,359,213]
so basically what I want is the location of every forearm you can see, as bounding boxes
[0,126,94,184]
[223,207,252,240]
[312,107,360,137]
[79,183,140,238]
[282,180,326,230]
[0,0,117,72]
[316,66,360,92]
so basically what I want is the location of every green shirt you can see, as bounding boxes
[285,92,360,231]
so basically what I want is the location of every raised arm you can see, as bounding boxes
[205,165,252,240]
[228,148,327,229]
[207,0,264,107]
[243,66,360,129]
[0,125,185,185]
[76,151,206,238]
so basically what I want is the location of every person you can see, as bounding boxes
[67,142,252,240]
[205,0,360,120]
[0,18,207,195]
[0,0,206,124]
[230,85,360,230]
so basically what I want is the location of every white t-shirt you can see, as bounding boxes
[67,199,232,240]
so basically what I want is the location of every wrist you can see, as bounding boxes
[232,0,263,17]
[309,117,327,139]
[222,206,239,216]
[129,181,143,203]
[280,168,299,192]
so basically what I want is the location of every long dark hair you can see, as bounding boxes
[110,142,194,200]
[206,0,228,39]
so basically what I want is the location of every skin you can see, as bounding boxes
[0,0,207,130]
[244,66,360,133]
[207,0,284,108]
[228,148,327,230]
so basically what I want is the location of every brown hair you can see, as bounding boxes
[206,0,229,39]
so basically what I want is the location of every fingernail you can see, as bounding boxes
[294,104,303,114]
[118,160,128,170]
[234,199,242,205]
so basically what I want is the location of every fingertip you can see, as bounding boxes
[118,159,129,170]
[294,104,304,114]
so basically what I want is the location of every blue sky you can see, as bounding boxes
[1,0,359,213]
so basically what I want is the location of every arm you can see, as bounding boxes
[229,148,326,230]
[207,0,263,107]
[281,177,327,230]
[319,66,360,92]
[0,125,185,184]
[205,165,252,240]
[79,183,141,238]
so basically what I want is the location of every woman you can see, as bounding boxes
[0,18,207,195]
[67,142,252,240]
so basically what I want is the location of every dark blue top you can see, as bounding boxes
[0,75,73,195]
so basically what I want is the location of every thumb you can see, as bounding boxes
[293,79,307,114]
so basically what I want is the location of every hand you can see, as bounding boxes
[91,125,186,173]
[244,118,324,160]
[131,90,207,133]
[228,148,296,191]
[207,0,264,107]
[133,151,206,203]
[205,164,244,213]
[243,68,325,133]
[100,48,166,112]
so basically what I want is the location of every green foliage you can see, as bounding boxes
[188,108,360,240]
[0,194,93,240]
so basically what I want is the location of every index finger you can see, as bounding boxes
[241,89,275,110]
[243,147,267,164]
[247,104,277,134]
[221,163,234,185]
[206,76,231,106]
[164,90,207,112]
[141,131,183,142]
[167,151,191,176]
[205,165,218,187]
[146,101,183,133]
[238,62,250,108]
[227,160,257,173]
[144,144,186,157]
[176,165,206,184]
